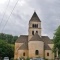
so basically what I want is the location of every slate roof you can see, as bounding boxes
[16,35,28,43]
[29,12,41,22]
[42,36,53,44]
[16,35,28,50]
[15,35,53,50]
[29,33,42,41]
[42,36,53,50]
[44,44,51,50]
[18,43,28,50]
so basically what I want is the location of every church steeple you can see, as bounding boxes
[28,11,41,41]
[29,11,41,22]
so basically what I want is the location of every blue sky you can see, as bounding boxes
[0,0,60,38]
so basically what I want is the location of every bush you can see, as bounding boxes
[26,57,30,60]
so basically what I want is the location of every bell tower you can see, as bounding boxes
[28,12,41,41]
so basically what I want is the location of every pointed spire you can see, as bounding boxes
[30,11,41,22]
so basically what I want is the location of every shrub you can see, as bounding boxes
[26,57,30,60]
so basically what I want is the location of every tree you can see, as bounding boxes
[0,33,6,40]
[6,34,13,43]
[0,40,14,59]
[12,36,18,44]
[53,25,60,56]
[0,33,18,44]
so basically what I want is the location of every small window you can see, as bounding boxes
[35,24,36,28]
[36,31,38,33]
[47,53,49,56]
[23,52,25,56]
[37,24,38,28]
[32,24,34,28]
[35,50,39,55]
[32,24,38,28]
[32,31,34,35]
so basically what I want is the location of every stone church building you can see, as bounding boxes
[14,12,54,60]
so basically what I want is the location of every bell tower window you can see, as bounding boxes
[32,31,34,35]
[35,24,36,28]
[37,24,38,28]
[32,24,38,28]
[32,24,34,28]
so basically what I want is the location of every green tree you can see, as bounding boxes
[0,33,6,40]
[0,40,14,59]
[12,36,18,44]
[53,25,60,56]
[6,34,13,43]
[0,33,18,44]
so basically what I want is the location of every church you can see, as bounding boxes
[14,12,54,60]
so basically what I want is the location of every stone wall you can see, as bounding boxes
[28,41,44,58]
[18,50,28,59]
[45,50,54,60]
[14,43,23,59]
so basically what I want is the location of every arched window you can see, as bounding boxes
[32,24,34,28]
[37,24,38,28]
[32,31,34,35]
[32,24,38,28]
[35,50,39,55]
[23,52,25,56]
[35,24,36,28]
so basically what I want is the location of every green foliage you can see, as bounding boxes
[0,33,18,60]
[26,57,30,60]
[0,33,18,59]
[12,36,18,44]
[0,40,14,59]
[0,33,18,44]
[53,25,60,55]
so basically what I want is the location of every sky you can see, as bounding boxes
[0,0,60,39]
